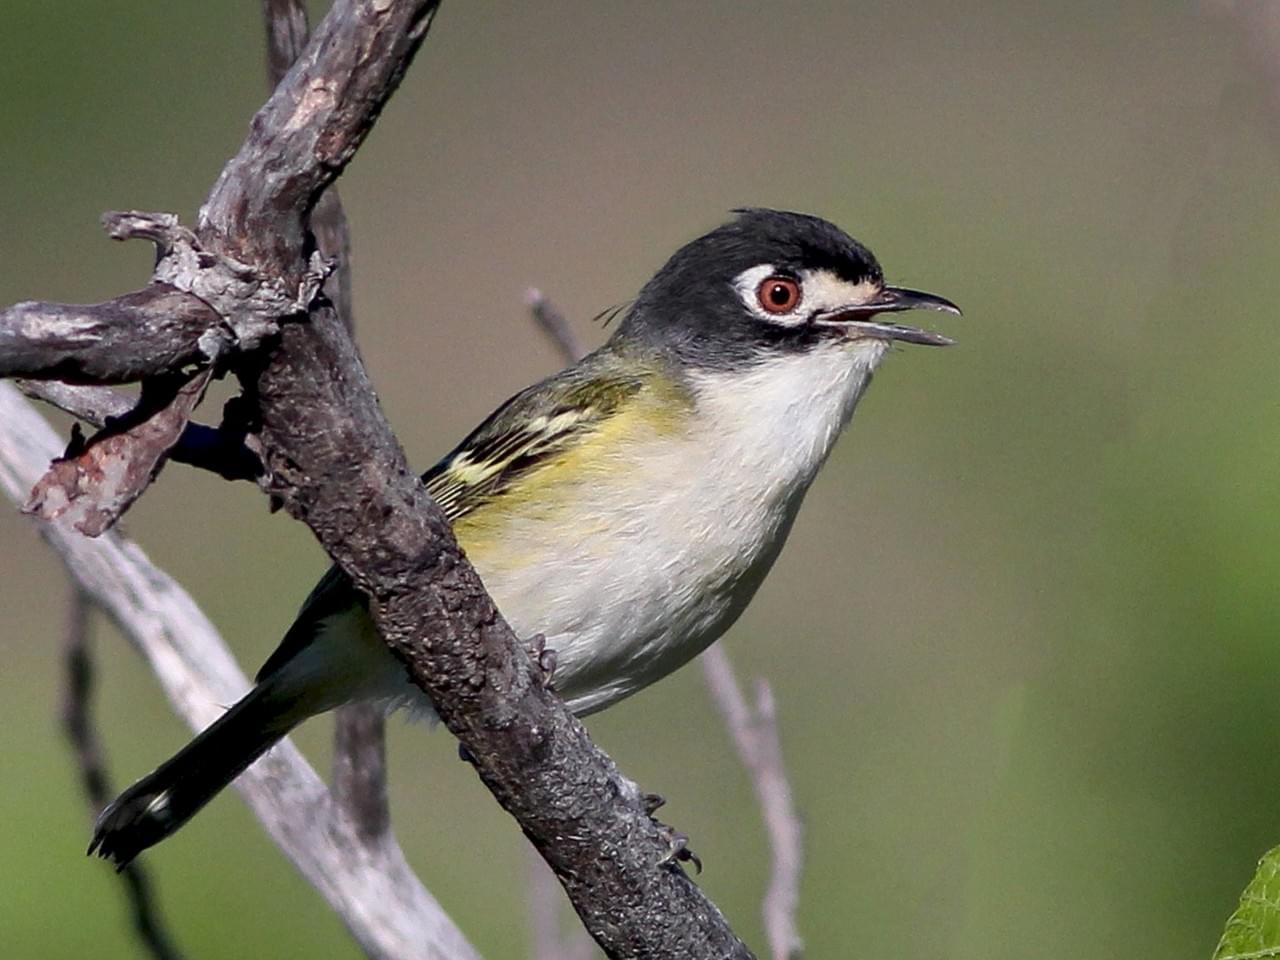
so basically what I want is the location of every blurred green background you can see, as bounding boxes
[3,1,1280,957]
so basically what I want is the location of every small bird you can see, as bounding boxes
[90,208,959,866]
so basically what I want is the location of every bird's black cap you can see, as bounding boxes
[617,209,889,369]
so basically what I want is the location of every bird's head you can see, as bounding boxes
[617,208,959,371]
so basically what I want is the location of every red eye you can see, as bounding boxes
[756,276,801,314]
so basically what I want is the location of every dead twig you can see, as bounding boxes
[61,584,187,960]
[526,288,586,365]
[17,380,262,483]
[701,646,804,960]
[27,367,215,536]
[333,704,392,841]
[0,285,221,385]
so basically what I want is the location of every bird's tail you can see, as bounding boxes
[88,679,304,869]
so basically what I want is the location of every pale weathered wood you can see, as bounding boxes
[0,382,481,960]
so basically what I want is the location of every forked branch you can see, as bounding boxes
[1,0,757,955]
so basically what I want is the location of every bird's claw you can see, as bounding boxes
[642,792,666,815]
[526,633,557,689]
[655,822,702,874]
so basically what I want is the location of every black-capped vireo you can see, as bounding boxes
[91,208,960,866]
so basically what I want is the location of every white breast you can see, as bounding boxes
[477,338,889,715]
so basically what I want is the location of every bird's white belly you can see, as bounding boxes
[474,447,806,714]
[471,340,884,714]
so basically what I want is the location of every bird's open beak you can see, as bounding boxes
[816,286,961,346]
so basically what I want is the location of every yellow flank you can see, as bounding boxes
[452,374,690,564]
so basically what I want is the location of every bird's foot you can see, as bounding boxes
[526,633,557,689]
[641,790,698,869]
[654,821,702,874]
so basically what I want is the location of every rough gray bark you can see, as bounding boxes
[259,0,392,854]
[0,285,221,384]
[1,1,755,957]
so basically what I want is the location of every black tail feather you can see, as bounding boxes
[89,683,301,869]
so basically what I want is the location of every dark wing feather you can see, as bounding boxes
[421,368,643,521]
[255,359,644,683]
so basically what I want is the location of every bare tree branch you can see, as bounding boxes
[261,0,355,330]
[0,384,481,960]
[3,1,757,954]
[261,0,389,851]
[0,285,222,385]
[61,584,187,960]
[525,288,586,366]
[199,2,439,277]
[1,209,297,530]
[701,646,804,960]
[333,704,392,841]
[19,381,134,423]
[241,254,754,957]
[191,2,755,952]
[262,0,309,88]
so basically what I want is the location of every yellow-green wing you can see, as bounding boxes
[422,372,643,522]
[255,361,644,683]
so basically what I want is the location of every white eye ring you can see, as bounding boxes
[734,264,807,326]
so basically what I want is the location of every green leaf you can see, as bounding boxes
[1215,846,1280,960]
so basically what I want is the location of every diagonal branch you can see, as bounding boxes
[257,71,738,960]
[200,0,441,280]
[3,0,757,954]
[332,703,391,841]
[261,0,355,331]
[262,0,309,88]
[525,288,586,366]
[0,383,480,960]
[238,272,752,958]
[191,2,754,953]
